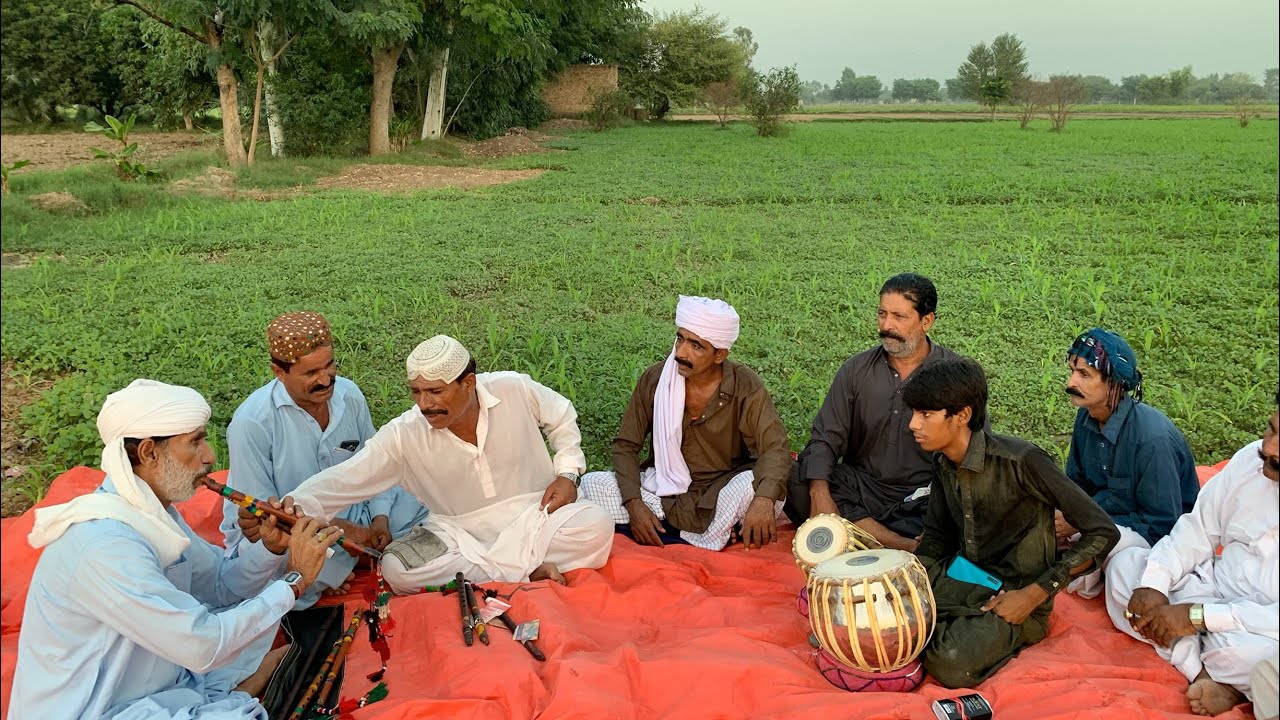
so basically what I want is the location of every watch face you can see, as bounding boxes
[284,571,302,584]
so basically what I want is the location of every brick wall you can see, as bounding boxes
[542,65,619,117]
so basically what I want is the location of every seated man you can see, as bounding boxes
[904,359,1119,689]
[579,296,791,550]
[786,273,960,551]
[12,379,340,719]
[1106,397,1279,717]
[281,335,614,592]
[226,311,426,607]
[1059,328,1199,597]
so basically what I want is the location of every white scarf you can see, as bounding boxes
[28,379,211,567]
[648,296,740,497]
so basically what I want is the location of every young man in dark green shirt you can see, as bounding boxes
[903,358,1120,689]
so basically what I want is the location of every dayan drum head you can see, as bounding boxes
[792,514,881,572]
[807,549,935,674]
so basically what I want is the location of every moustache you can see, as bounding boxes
[674,358,693,368]
[421,409,447,418]
[310,382,332,393]
[1065,387,1085,398]
[879,331,904,342]
[1260,450,1280,473]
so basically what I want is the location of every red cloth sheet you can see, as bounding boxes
[1,463,1247,719]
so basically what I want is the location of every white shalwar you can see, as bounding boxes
[1106,440,1279,697]
[12,479,292,719]
[290,372,614,593]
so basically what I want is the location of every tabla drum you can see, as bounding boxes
[806,549,935,675]
[793,514,881,574]
[817,648,926,693]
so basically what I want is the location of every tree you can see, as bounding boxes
[831,67,858,101]
[1044,74,1084,131]
[1078,75,1117,104]
[799,80,830,104]
[1119,75,1145,104]
[979,76,1011,119]
[703,79,738,128]
[944,77,969,101]
[742,65,799,136]
[624,8,750,118]
[1265,68,1279,103]
[990,33,1029,85]
[333,0,421,155]
[1010,78,1044,128]
[955,33,1028,103]
[1137,66,1194,104]
[731,26,756,66]
[849,75,882,102]
[891,78,941,103]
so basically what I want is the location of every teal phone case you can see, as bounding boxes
[946,556,1003,591]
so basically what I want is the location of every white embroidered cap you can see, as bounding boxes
[406,335,472,383]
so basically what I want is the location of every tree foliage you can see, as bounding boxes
[622,7,750,118]
[742,66,800,136]
[955,32,1028,102]
[891,78,941,102]
[831,68,882,102]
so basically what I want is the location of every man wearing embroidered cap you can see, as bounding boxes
[1057,327,1199,598]
[580,296,791,550]
[285,335,614,590]
[225,311,426,607]
[13,380,342,719]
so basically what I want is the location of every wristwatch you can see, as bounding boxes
[559,472,582,489]
[283,571,305,600]
[1189,603,1207,633]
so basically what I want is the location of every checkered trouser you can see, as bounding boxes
[579,469,780,551]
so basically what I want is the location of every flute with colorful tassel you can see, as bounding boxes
[289,612,364,720]
[198,476,382,559]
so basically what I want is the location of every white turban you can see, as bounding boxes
[28,379,211,567]
[407,335,472,383]
[647,296,741,497]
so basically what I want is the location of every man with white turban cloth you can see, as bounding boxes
[580,296,792,551]
[279,336,614,591]
[13,379,342,719]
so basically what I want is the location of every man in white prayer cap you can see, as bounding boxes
[579,296,792,551]
[13,379,342,719]
[274,336,615,591]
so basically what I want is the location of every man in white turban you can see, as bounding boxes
[13,379,343,719]
[579,296,792,551]
[272,336,614,591]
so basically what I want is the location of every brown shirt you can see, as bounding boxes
[612,360,792,534]
[916,430,1120,600]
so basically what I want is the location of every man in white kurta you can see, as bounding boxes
[11,380,340,719]
[1106,403,1280,717]
[287,335,614,593]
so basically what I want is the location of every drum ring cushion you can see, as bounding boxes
[816,650,926,692]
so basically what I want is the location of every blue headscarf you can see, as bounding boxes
[1067,328,1144,403]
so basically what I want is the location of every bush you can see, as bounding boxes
[271,34,370,156]
[584,88,633,131]
[703,80,739,128]
[743,67,801,137]
[84,113,159,181]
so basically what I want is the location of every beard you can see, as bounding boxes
[881,333,921,358]
[155,450,208,504]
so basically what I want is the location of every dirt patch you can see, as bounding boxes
[29,191,88,213]
[1,131,213,172]
[1,362,61,517]
[538,118,591,132]
[168,166,300,201]
[460,128,552,159]
[316,164,546,193]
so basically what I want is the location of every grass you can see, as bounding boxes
[1,118,1277,487]
[674,103,1280,115]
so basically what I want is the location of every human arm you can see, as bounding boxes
[1024,447,1120,596]
[739,388,791,548]
[802,362,859,511]
[1106,438,1192,545]
[913,476,959,573]
[289,428,404,520]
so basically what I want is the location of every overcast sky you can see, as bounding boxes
[643,0,1280,85]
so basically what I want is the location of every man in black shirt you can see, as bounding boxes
[904,359,1119,688]
[786,273,959,551]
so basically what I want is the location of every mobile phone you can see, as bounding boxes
[946,556,1003,591]
[338,440,359,452]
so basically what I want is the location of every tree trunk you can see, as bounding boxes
[215,61,247,166]
[369,43,404,156]
[259,23,285,157]
[247,62,266,165]
[183,112,195,131]
[420,47,450,140]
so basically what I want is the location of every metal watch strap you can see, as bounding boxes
[1189,603,1207,632]
[560,472,582,488]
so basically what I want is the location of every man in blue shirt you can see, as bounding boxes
[1058,328,1199,598]
[225,311,426,607]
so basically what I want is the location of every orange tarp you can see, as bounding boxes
[1,463,1246,719]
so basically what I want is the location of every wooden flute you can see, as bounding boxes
[199,476,383,559]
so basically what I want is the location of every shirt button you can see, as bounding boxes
[893,410,899,415]
[965,513,972,519]
[1052,582,1060,588]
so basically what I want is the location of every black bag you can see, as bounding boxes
[261,605,348,717]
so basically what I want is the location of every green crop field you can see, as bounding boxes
[2,118,1277,505]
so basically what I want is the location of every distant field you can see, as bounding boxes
[1,119,1277,502]
[674,102,1280,115]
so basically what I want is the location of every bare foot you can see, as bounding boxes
[322,571,356,597]
[529,562,567,585]
[1187,670,1245,716]
[236,643,290,697]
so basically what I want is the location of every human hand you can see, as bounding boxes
[326,518,374,557]
[285,517,345,589]
[808,480,838,517]
[239,496,301,554]
[625,499,665,547]
[740,497,778,549]
[369,515,392,551]
[540,476,578,513]
[1054,510,1077,547]
[981,584,1049,625]
[1133,603,1198,647]
[1127,587,1170,621]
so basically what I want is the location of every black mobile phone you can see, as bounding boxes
[338,440,359,452]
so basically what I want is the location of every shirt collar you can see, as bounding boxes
[1098,395,1135,444]
[716,361,739,398]
[421,375,500,430]
[958,429,988,473]
[270,377,348,423]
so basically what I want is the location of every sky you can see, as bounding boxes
[643,0,1280,85]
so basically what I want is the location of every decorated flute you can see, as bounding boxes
[199,476,382,559]
[289,613,364,720]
